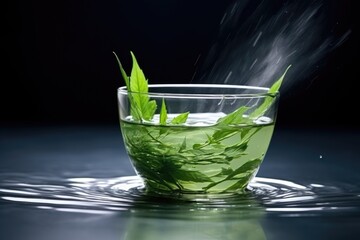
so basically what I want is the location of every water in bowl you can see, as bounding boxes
[120,113,275,193]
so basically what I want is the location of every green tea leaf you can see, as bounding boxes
[212,129,238,142]
[212,167,234,177]
[224,141,248,156]
[217,106,249,125]
[143,100,157,120]
[269,65,292,94]
[129,51,152,120]
[250,65,291,119]
[160,98,167,125]
[179,137,187,152]
[130,103,142,121]
[112,51,130,89]
[129,52,148,93]
[224,177,249,191]
[203,158,262,191]
[230,158,262,176]
[114,51,142,121]
[171,169,213,183]
[171,112,189,124]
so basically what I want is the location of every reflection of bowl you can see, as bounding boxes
[118,84,279,194]
[123,208,266,240]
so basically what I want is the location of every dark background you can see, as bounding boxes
[2,0,357,128]
[1,3,360,239]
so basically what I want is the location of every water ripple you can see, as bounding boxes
[1,174,360,218]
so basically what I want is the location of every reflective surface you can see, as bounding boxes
[1,126,360,239]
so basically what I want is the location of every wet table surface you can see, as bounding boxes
[1,126,360,240]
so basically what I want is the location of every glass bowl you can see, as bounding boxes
[118,84,279,195]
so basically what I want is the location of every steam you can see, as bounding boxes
[193,0,351,90]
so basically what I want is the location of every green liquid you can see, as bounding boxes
[120,115,274,194]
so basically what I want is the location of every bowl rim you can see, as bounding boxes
[118,84,278,99]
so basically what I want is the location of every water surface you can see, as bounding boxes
[1,126,360,239]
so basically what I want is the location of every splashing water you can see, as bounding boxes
[193,0,351,90]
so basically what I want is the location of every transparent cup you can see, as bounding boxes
[118,84,279,195]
